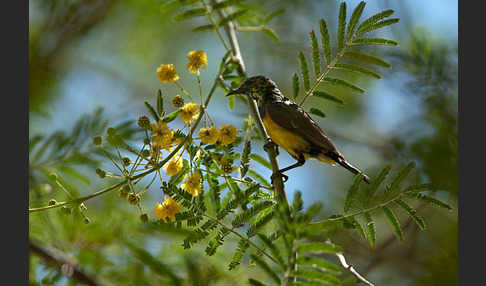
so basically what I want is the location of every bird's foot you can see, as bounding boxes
[264,139,278,155]
[271,171,288,183]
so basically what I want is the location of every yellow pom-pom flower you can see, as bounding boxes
[164,156,184,176]
[198,126,219,144]
[186,50,208,73]
[155,196,180,222]
[218,124,238,146]
[181,172,202,196]
[151,120,174,149]
[157,64,179,83]
[179,102,199,124]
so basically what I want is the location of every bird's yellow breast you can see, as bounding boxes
[262,113,311,159]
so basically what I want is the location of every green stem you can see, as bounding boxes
[299,32,360,106]
[29,67,224,213]
[202,213,282,267]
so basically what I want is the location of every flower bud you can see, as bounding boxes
[140,213,149,223]
[92,136,102,146]
[119,184,130,198]
[121,157,131,167]
[138,116,151,129]
[128,193,141,205]
[95,168,106,178]
[48,199,57,206]
[172,94,184,108]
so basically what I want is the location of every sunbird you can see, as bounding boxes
[226,75,370,183]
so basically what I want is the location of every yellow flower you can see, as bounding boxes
[218,124,238,146]
[150,120,176,149]
[164,156,184,176]
[179,102,199,124]
[155,196,180,222]
[186,50,208,73]
[181,172,202,196]
[199,126,219,144]
[157,64,179,83]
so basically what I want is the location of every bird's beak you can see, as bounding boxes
[226,88,244,96]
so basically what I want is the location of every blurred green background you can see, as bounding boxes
[29,0,457,285]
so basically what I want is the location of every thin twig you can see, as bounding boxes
[202,213,282,267]
[336,252,375,286]
[210,0,287,203]
[30,239,103,286]
[29,68,224,213]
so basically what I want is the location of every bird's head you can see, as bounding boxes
[226,75,279,101]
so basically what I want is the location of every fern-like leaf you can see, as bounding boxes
[247,209,275,237]
[337,2,347,52]
[395,199,426,230]
[384,162,415,198]
[356,9,394,33]
[192,24,216,32]
[298,242,342,254]
[144,101,159,122]
[293,73,300,99]
[229,239,249,270]
[313,90,344,104]
[251,254,281,284]
[218,9,248,26]
[356,18,400,36]
[232,201,274,228]
[382,206,403,241]
[348,216,366,239]
[351,37,398,46]
[173,8,207,22]
[334,63,381,79]
[240,139,251,177]
[249,154,272,170]
[323,77,365,93]
[347,1,366,40]
[257,234,285,267]
[319,19,331,64]
[248,278,268,286]
[296,256,341,274]
[292,269,340,285]
[343,51,391,68]
[406,193,452,210]
[364,212,376,246]
[157,90,164,115]
[309,108,326,118]
[344,173,363,212]
[366,165,391,201]
[310,30,321,76]
[299,52,311,90]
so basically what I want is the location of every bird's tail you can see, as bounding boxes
[327,152,371,184]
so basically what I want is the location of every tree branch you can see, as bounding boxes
[336,252,375,286]
[30,239,103,286]
[210,0,287,203]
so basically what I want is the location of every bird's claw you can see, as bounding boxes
[271,172,288,183]
[264,139,278,155]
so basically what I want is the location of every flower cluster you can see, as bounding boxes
[155,196,180,222]
[198,125,238,146]
[98,49,242,223]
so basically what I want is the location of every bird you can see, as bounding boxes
[226,75,370,184]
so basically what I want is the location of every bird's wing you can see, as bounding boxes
[264,100,340,154]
